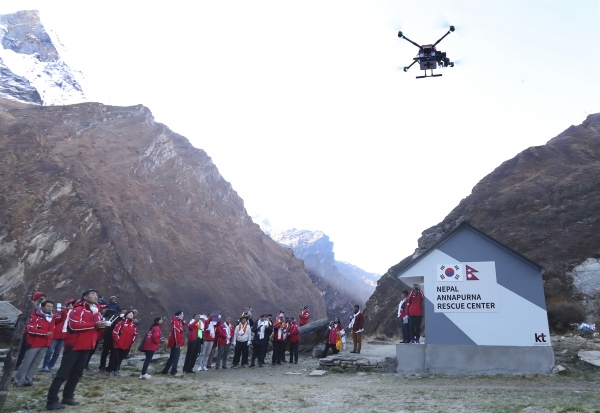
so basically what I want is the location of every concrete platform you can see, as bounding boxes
[396,344,555,375]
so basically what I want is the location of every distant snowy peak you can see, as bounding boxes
[0,10,85,106]
[269,228,328,251]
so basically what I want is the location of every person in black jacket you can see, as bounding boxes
[99,310,123,372]
[249,314,272,367]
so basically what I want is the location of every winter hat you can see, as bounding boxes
[33,292,46,301]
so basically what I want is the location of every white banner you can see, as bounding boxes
[434,262,499,313]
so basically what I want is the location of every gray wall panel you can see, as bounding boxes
[424,298,477,345]
[437,227,546,310]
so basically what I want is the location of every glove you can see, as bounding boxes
[247,341,251,347]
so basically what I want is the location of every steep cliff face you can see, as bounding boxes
[0,10,85,105]
[0,98,327,320]
[365,114,600,336]
[268,228,380,322]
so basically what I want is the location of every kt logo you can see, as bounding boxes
[534,333,547,343]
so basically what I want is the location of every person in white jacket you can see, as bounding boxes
[231,315,251,368]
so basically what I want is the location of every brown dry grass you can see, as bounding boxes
[4,351,600,413]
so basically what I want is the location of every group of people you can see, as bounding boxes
[153,305,311,377]
[13,289,141,411]
[397,283,424,343]
[15,287,369,411]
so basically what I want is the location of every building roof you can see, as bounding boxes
[396,222,542,279]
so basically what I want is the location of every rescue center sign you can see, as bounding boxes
[434,261,499,313]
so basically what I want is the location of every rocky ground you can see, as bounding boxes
[4,334,600,413]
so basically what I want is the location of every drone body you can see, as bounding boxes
[398,26,455,79]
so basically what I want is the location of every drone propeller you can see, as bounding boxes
[432,26,455,47]
[397,31,421,49]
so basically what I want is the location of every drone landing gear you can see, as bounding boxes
[416,70,442,79]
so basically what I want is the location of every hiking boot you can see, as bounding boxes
[215,365,220,370]
[46,402,65,410]
[140,374,152,379]
[249,363,255,367]
[222,365,227,369]
[61,399,80,406]
[42,366,50,371]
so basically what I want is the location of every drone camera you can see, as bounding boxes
[403,67,408,72]
[398,31,403,38]
[449,26,455,32]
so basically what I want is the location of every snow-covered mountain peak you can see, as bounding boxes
[0,10,86,106]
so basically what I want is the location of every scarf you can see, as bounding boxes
[38,309,52,323]
[62,309,73,333]
[277,322,286,340]
[349,312,360,329]
[237,323,248,335]
[225,323,232,343]
[258,320,268,340]
[207,321,216,337]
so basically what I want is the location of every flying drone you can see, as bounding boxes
[398,26,455,79]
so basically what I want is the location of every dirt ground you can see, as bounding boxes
[5,336,600,413]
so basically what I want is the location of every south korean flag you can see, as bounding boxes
[437,263,464,282]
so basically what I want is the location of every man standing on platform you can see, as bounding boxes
[349,304,364,354]
[299,305,310,326]
[46,289,106,411]
[406,283,424,344]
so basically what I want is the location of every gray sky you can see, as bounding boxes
[1,0,599,273]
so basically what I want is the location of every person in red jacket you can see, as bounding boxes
[139,317,163,379]
[271,314,287,365]
[349,305,364,354]
[16,291,47,370]
[160,311,184,376]
[14,300,55,387]
[107,310,138,376]
[321,318,343,358]
[198,313,216,371]
[46,289,106,411]
[43,299,75,371]
[299,306,310,326]
[183,314,202,373]
[216,317,233,369]
[286,317,300,363]
[406,284,424,343]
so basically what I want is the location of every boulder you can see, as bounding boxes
[299,318,331,352]
[312,343,326,358]
[552,365,568,375]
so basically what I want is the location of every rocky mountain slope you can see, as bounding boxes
[364,113,600,336]
[0,98,327,321]
[0,10,85,106]
[266,226,380,322]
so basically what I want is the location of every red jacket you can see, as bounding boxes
[273,321,287,342]
[167,316,184,348]
[216,322,233,346]
[350,312,364,332]
[26,310,55,348]
[287,321,300,344]
[64,302,103,351]
[203,318,216,342]
[407,289,424,317]
[399,299,408,319]
[299,310,310,326]
[187,319,201,342]
[52,309,68,340]
[327,324,343,344]
[112,319,138,350]
[142,325,162,351]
